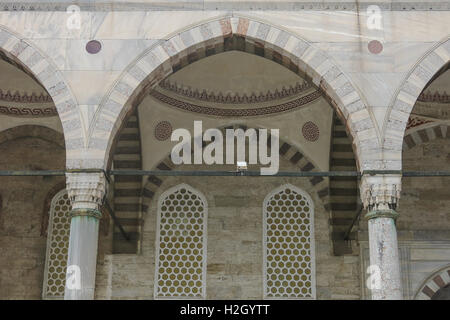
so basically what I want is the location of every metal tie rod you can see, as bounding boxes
[2,170,450,177]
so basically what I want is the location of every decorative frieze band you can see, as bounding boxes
[0,89,52,103]
[0,105,57,117]
[417,90,450,104]
[150,89,322,117]
[1,2,449,11]
[158,80,312,104]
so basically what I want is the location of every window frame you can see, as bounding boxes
[42,188,71,300]
[262,184,316,300]
[153,183,208,300]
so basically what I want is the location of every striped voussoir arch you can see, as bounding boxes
[386,37,450,169]
[403,123,450,150]
[0,26,83,166]
[111,111,143,253]
[415,265,450,299]
[137,124,332,252]
[329,114,359,255]
[90,15,374,173]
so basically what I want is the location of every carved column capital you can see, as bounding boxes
[360,174,401,213]
[65,171,107,212]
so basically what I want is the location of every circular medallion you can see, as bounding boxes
[154,121,173,141]
[302,121,320,142]
[368,40,383,54]
[86,40,102,54]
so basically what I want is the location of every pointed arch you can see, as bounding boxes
[414,264,450,300]
[141,124,330,219]
[0,125,65,148]
[154,183,208,298]
[262,183,316,299]
[385,37,450,169]
[42,189,71,299]
[403,123,450,151]
[0,26,83,168]
[88,15,374,172]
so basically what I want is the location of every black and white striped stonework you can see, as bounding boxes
[112,113,142,253]
[403,124,450,151]
[140,124,331,249]
[329,114,359,255]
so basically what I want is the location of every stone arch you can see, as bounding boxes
[141,124,330,218]
[89,15,374,172]
[414,264,450,300]
[0,26,83,167]
[0,125,65,148]
[385,37,450,169]
[262,183,316,299]
[403,123,450,151]
[154,183,208,298]
[0,125,66,236]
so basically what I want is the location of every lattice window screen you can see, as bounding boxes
[154,184,208,299]
[263,184,316,299]
[43,189,71,299]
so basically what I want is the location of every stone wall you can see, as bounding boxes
[0,127,112,299]
[398,137,450,232]
[95,158,361,299]
[0,134,65,299]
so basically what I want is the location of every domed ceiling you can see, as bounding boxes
[420,68,450,98]
[151,51,322,117]
[408,67,450,131]
[164,51,304,95]
[0,58,55,117]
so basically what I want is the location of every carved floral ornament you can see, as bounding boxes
[0,89,52,103]
[150,80,322,118]
[157,80,313,104]
[302,121,320,142]
[65,172,107,212]
[360,175,402,213]
[154,121,173,141]
[406,115,434,131]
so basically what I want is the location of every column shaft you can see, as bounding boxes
[65,214,101,299]
[360,174,402,300]
[367,214,402,299]
[64,172,106,300]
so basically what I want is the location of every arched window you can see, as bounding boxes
[154,184,208,299]
[42,189,71,299]
[263,184,316,299]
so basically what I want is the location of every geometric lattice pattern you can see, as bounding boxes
[42,189,71,299]
[263,184,316,299]
[154,184,207,299]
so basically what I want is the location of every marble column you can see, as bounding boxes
[360,174,402,300]
[64,171,107,300]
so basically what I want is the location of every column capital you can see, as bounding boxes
[360,174,401,212]
[65,171,107,211]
